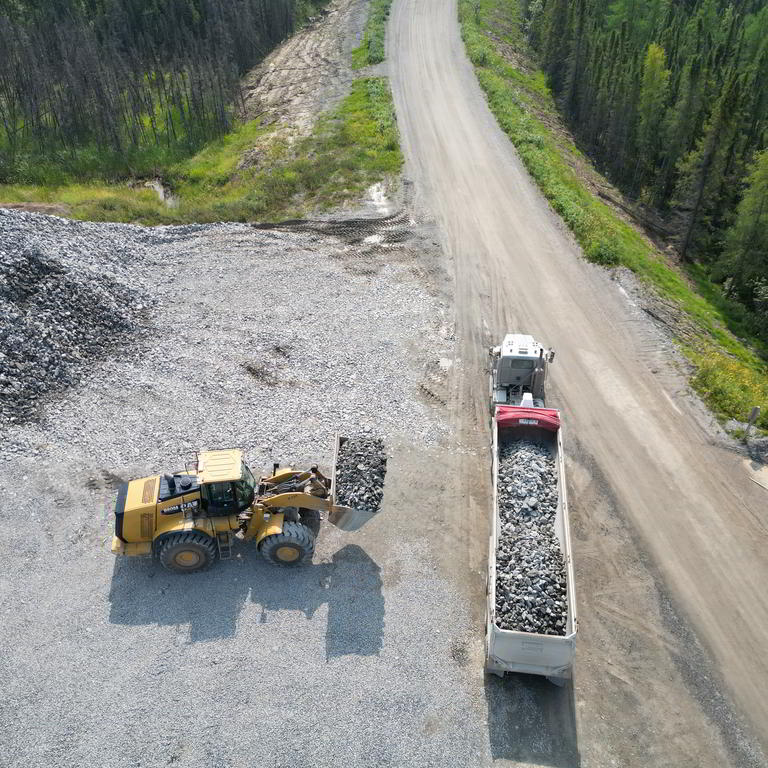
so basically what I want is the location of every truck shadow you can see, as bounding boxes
[485,672,581,767]
[108,543,383,658]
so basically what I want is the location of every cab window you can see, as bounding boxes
[204,481,236,513]
[233,479,254,511]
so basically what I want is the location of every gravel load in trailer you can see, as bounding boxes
[330,434,387,531]
[495,439,567,635]
[486,407,577,683]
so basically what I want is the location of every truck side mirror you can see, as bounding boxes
[548,350,556,363]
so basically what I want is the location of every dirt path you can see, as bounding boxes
[389,0,768,764]
[241,0,367,146]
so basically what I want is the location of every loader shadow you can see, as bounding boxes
[485,672,581,767]
[108,543,383,657]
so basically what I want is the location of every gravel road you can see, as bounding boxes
[390,0,768,765]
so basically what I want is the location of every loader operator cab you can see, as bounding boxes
[197,453,257,515]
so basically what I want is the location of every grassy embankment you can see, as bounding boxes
[0,77,401,225]
[351,0,392,68]
[459,0,768,430]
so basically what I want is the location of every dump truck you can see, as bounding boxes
[485,335,577,683]
[111,435,382,573]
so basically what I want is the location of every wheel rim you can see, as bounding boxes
[276,545,300,562]
[175,550,202,567]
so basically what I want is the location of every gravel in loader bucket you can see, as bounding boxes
[330,435,387,531]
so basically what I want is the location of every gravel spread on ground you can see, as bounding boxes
[335,434,387,512]
[494,439,568,635]
[1,209,447,465]
[0,208,507,768]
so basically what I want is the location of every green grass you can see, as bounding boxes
[0,140,195,186]
[0,77,402,227]
[459,0,768,429]
[351,0,393,68]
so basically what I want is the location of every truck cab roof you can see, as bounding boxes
[500,333,545,359]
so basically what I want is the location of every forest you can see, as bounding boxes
[0,0,324,181]
[526,0,768,343]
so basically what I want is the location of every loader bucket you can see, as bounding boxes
[328,433,385,532]
[327,504,377,532]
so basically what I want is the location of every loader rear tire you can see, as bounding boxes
[259,522,315,566]
[159,532,216,573]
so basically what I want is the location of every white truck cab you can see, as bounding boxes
[489,333,555,409]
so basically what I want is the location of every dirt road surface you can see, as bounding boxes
[389,0,768,764]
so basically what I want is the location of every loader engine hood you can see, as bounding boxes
[114,475,160,542]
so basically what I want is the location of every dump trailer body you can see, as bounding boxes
[486,406,577,681]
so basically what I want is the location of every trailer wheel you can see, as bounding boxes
[158,532,216,573]
[259,522,315,566]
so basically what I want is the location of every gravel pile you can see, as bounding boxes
[749,436,768,464]
[335,434,387,512]
[494,439,568,635]
[1,210,448,463]
[0,210,151,424]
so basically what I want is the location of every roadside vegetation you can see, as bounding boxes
[0,77,402,225]
[351,0,393,67]
[459,0,767,429]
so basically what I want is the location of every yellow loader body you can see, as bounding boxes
[111,440,381,572]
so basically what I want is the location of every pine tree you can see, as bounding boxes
[656,55,704,204]
[714,150,768,318]
[675,71,742,262]
[635,42,670,191]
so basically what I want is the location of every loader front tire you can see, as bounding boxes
[259,522,315,566]
[299,509,321,537]
[159,532,216,573]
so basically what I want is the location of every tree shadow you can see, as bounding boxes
[108,543,383,657]
[485,672,581,767]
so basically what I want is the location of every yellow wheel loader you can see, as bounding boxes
[111,437,380,573]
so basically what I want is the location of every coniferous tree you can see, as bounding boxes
[635,42,670,191]
[675,71,742,261]
[0,0,323,180]
[519,0,768,336]
[714,149,768,324]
